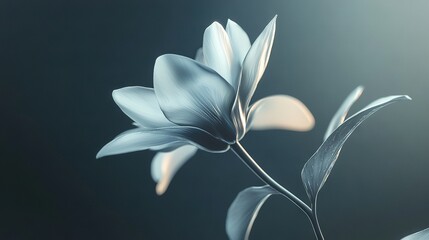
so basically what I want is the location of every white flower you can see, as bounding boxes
[97,16,315,195]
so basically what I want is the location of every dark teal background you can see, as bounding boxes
[1,0,428,239]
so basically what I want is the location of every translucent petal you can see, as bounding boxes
[324,86,364,140]
[301,95,411,205]
[239,16,277,108]
[96,128,181,159]
[226,19,251,64]
[226,186,278,240]
[402,227,429,240]
[151,145,198,195]
[247,95,315,131]
[112,87,173,128]
[203,22,237,87]
[154,54,237,143]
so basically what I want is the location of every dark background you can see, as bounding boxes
[1,0,428,239]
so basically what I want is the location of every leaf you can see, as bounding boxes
[301,95,411,204]
[226,186,278,240]
[324,86,364,140]
[402,227,429,240]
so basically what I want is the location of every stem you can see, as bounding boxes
[231,142,324,240]
[311,203,325,240]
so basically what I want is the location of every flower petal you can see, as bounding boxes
[194,48,205,64]
[203,22,239,89]
[151,145,198,195]
[154,54,237,143]
[226,19,251,64]
[96,128,182,159]
[239,16,277,108]
[247,95,315,131]
[112,87,173,128]
[402,227,429,240]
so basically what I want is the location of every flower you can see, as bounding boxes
[97,16,315,195]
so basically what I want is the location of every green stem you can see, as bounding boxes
[231,142,324,240]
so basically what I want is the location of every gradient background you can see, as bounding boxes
[1,0,429,239]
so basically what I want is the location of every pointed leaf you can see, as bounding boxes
[402,227,429,240]
[301,95,411,204]
[324,86,364,140]
[226,186,278,240]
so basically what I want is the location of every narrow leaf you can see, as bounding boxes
[301,95,411,204]
[226,185,278,240]
[402,227,429,240]
[324,86,364,140]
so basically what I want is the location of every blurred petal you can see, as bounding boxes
[96,128,181,159]
[239,16,277,108]
[226,19,251,64]
[203,22,239,88]
[195,48,205,64]
[112,87,173,128]
[247,95,314,131]
[226,185,278,240]
[324,86,364,140]
[151,145,198,195]
[154,54,237,143]
[402,227,429,240]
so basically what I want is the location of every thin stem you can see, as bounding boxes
[231,142,324,240]
[311,203,325,240]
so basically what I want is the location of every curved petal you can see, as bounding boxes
[324,86,364,140]
[154,54,237,143]
[112,87,173,128]
[247,95,315,131]
[194,48,205,64]
[96,128,182,159]
[226,19,251,64]
[151,145,198,195]
[203,22,239,89]
[239,16,277,108]
[402,227,429,240]
[97,125,229,159]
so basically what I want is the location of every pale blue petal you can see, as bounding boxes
[195,48,205,64]
[112,87,173,128]
[239,16,277,108]
[226,19,251,64]
[402,227,429,240]
[154,54,237,143]
[96,128,182,159]
[203,22,237,87]
[151,145,198,195]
